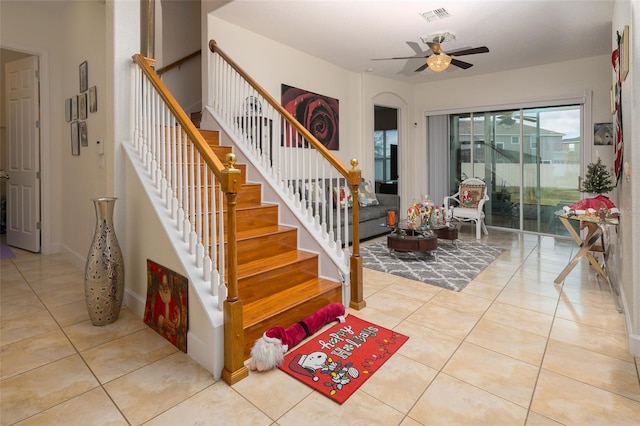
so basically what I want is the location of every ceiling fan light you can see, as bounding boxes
[426,53,451,72]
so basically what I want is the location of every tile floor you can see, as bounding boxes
[1,229,639,425]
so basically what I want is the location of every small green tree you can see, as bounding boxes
[581,158,615,194]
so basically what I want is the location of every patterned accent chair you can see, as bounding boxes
[444,178,490,239]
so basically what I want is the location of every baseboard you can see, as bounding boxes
[620,284,640,358]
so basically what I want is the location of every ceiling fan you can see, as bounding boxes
[496,111,538,126]
[373,34,489,73]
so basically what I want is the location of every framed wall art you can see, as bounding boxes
[594,122,613,146]
[79,92,87,120]
[281,84,339,150]
[79,60,88,92]
[71,122,80,156]
[65,98,72,122]
[89,86,97,113]
[620,25,629,81]
[71,95,78,121]
[79,121,88,147]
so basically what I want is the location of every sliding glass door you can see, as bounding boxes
[449,105,582,235]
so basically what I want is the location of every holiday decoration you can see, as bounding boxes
[249,302,346,371]
[581,158,615,194]
[612,31,624,182]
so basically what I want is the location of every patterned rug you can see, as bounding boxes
[360,239,504,291]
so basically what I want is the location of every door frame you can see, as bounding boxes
[2,42,52,254]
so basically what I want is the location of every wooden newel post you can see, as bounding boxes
[220,154,249,384]
[348,159,366,310]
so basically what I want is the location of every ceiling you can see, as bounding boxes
[205,0,616,83]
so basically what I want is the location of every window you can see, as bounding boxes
[511,136,519,144]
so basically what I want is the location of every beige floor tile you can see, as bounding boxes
[505,277,564,299]
[495,287,559,316]
[525,411,564,425]
[277,389,404,426]
[560,284,619,309]
[27,270,84,295]
[48,299,91,327]
[543,339,640,401]
[510,268,559,285]
[347,306,403,331]
[360,353,437,413]
[405,303,481,339]
[0,278,34,302]
[63,308,148,352]
[104,352,214,425]
[555,297,626,330]
[550,317,634,362]
[466,318,548,366]
[443,342,539,407]
[394,320,462,370]
[408,373,527,425]
[19,262,81,283]
[473,265,513,287]
[429,290,493,315]
[531,369,640,425]
[0,329,76,380]
[14,387,127,426]
[0,309,59,346]
[482,302,554,337]
[0,290,46,320]
[232,368,313,420]
[11,254,71,272]
[364,288,427,319]
[37,282,85,308]
[0,355,99,425]
[384,276,441,302]
[461,279,504,300]
[146,381,272,425]
[81,327,178,384]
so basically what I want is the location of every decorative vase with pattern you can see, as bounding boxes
[84,197,124,325]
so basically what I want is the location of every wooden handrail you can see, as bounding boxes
[132,53,248,384]
[208,40,365,312]
[156,49,201,76]
[208,40,360,188]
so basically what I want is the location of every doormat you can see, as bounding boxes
[0,240,16,259]
[279,315,408,404]
[360,239,503,291]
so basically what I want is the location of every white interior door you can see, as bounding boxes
[5,55,40,252]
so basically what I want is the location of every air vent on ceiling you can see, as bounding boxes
[420,8,450,22]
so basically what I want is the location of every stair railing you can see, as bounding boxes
[131,54,248,384]
[207,40,365,311]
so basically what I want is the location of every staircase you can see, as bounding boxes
[199,129,342,358]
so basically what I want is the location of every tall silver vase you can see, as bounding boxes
[84,197,124,326]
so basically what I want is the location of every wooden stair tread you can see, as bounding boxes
[237,249,316,277]
[235,225,295,241]
[243,278,341,328]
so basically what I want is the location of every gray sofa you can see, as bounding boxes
[296,179,400,245]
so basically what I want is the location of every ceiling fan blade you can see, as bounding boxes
[372,55,427,61]
[426,42,442,55]
[414,62,429,72]
[449,46,489,56]
[450,58,474,69]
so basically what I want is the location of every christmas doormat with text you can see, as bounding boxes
[279,315,408,404]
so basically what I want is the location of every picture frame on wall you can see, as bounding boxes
[79,60,88,93]
[620,25,629,81]
[65,98,72,122]
[79,92,87,120]
[71,122,80,156]
[71,95,78,121]
[79,121,88,147]
[89,86,97,113]
[594,122,613,146]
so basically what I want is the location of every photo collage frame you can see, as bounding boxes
[65,60,98,155]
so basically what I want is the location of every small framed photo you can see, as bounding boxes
[65,98,72,122]
[594,122,613,146]
[79,92,87,120]
[79,60,88,93]
[71,122,80,156]
[89,86,97,113]
[79,121,88,147]
[71,95,78,120]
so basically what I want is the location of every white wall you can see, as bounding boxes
[0,0,108,259]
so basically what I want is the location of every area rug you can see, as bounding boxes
[279,314,408,404]
[0,240,16,259]
[360,239,504,291]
